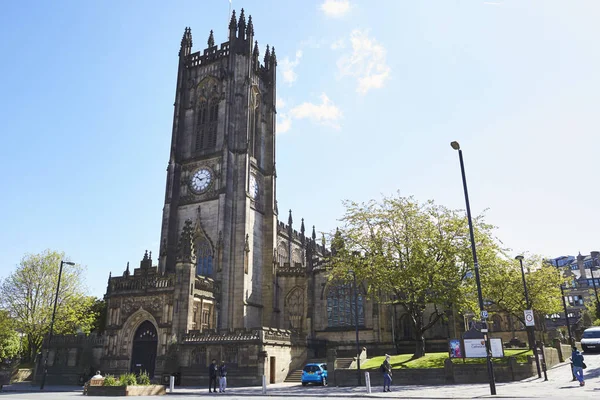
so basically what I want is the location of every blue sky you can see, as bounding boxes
[1,0,599,298]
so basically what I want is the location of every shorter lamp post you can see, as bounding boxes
[349,270,361,386]
[40,260,75,390]
[515,255,541,379]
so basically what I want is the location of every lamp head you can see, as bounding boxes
[515,255,524,261]
[450,141,460,150]
[63,261,76,266]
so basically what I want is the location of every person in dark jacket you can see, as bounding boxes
[381,354,392,392]
[571,347,585,386]
[208,359,218,393]
[218,360,227,393]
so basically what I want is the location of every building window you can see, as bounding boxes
[326,283,364,328]
[196,237,213,276]
[195,99,218,151]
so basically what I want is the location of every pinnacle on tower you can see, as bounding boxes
[177,219,196,263]
[246,15,254,36]
[229,10,237,30]
[312,225,317,241]
[208,30,215,47]
[264,45,271,67]
[253,40,259,57]
[180,27,193,51]
[238,8,247,38]
[288,209,293,227]
[270,46,277,66]
[300,218,305,236]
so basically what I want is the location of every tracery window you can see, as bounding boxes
[277,243,288,266]
[326,283,364,328]
[196,237,213,276]
[292,248,303,266]
[195,99,218,151]
[285,287,304,330]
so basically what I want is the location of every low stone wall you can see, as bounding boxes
[332,358,539,386]
[87,385,166,396]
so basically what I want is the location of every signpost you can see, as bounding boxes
[524,310,535,327]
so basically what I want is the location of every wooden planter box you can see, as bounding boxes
[86,385,166,396]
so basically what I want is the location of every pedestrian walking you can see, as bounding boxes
[571,347,585,386]
[208,358,218,393]
[380,354,392,392]
[218,360,227,393]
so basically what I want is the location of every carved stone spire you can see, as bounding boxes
[312,225,317,241]
[264,45,270,68]
[177,219,196,263]
[123,262,130,278]
[208,30,215,47]
[179,27,192,56]
[288,209,293,228]
[238,8,246,39]
[246,15,254,36]
[229,10,237,30]
[270,46,277,66]
[253,40,259,58]
[300,218,305,236]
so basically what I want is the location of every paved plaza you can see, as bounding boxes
[3,353,600,399]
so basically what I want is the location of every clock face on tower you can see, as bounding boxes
[249,174,259,199]
[190,168,213,194]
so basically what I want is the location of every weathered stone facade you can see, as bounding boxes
[40,9,397,385]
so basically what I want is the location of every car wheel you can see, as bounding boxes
[322,377,327,386]
[302,382,307,386]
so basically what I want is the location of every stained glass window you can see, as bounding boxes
[196,237,213,276]
[326,283,364,328]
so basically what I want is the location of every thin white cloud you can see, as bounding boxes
[337,29,391,94]
[280,50,303,85]
[330,39,346,50]
[320,0,351,18]
[289,93,343,130]
[277,113,292,133]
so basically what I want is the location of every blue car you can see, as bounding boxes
[301,363,327,386]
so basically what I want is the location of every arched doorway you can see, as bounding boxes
[130,320,158,377]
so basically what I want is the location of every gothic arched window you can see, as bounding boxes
[195,98,218,151]
[277,243,288,266]
[285,287,304,330]
[292,248,303,267]
[196,237,213,277]
[326,283,364,328]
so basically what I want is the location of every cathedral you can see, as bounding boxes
[38,10,398,386]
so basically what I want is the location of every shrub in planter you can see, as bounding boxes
[119,373,137,386]
[136,371,151,385]
[103,375,120,386]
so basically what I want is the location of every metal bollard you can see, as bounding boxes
[169,376,175,393]
[365,372,371,393]
[262,375,267,394]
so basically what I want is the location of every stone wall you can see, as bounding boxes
[333,348,560,387]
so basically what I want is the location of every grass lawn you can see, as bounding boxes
[361,349,533,370]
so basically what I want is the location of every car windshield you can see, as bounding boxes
[303,365,320,372]
[583,330,600,339]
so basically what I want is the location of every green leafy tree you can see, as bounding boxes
[0,310,20,361]
[328,194,501,358]
[0,250,91,360]
[479,255,565,336]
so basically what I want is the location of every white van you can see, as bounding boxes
[581,327,600,352]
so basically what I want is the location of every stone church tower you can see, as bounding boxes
[158,9,278,333]
[37,10,399,387]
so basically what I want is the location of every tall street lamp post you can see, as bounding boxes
[450,141,496,396]
[515,255,541,378]
[349,270,361,386]
[40,260,75,390]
